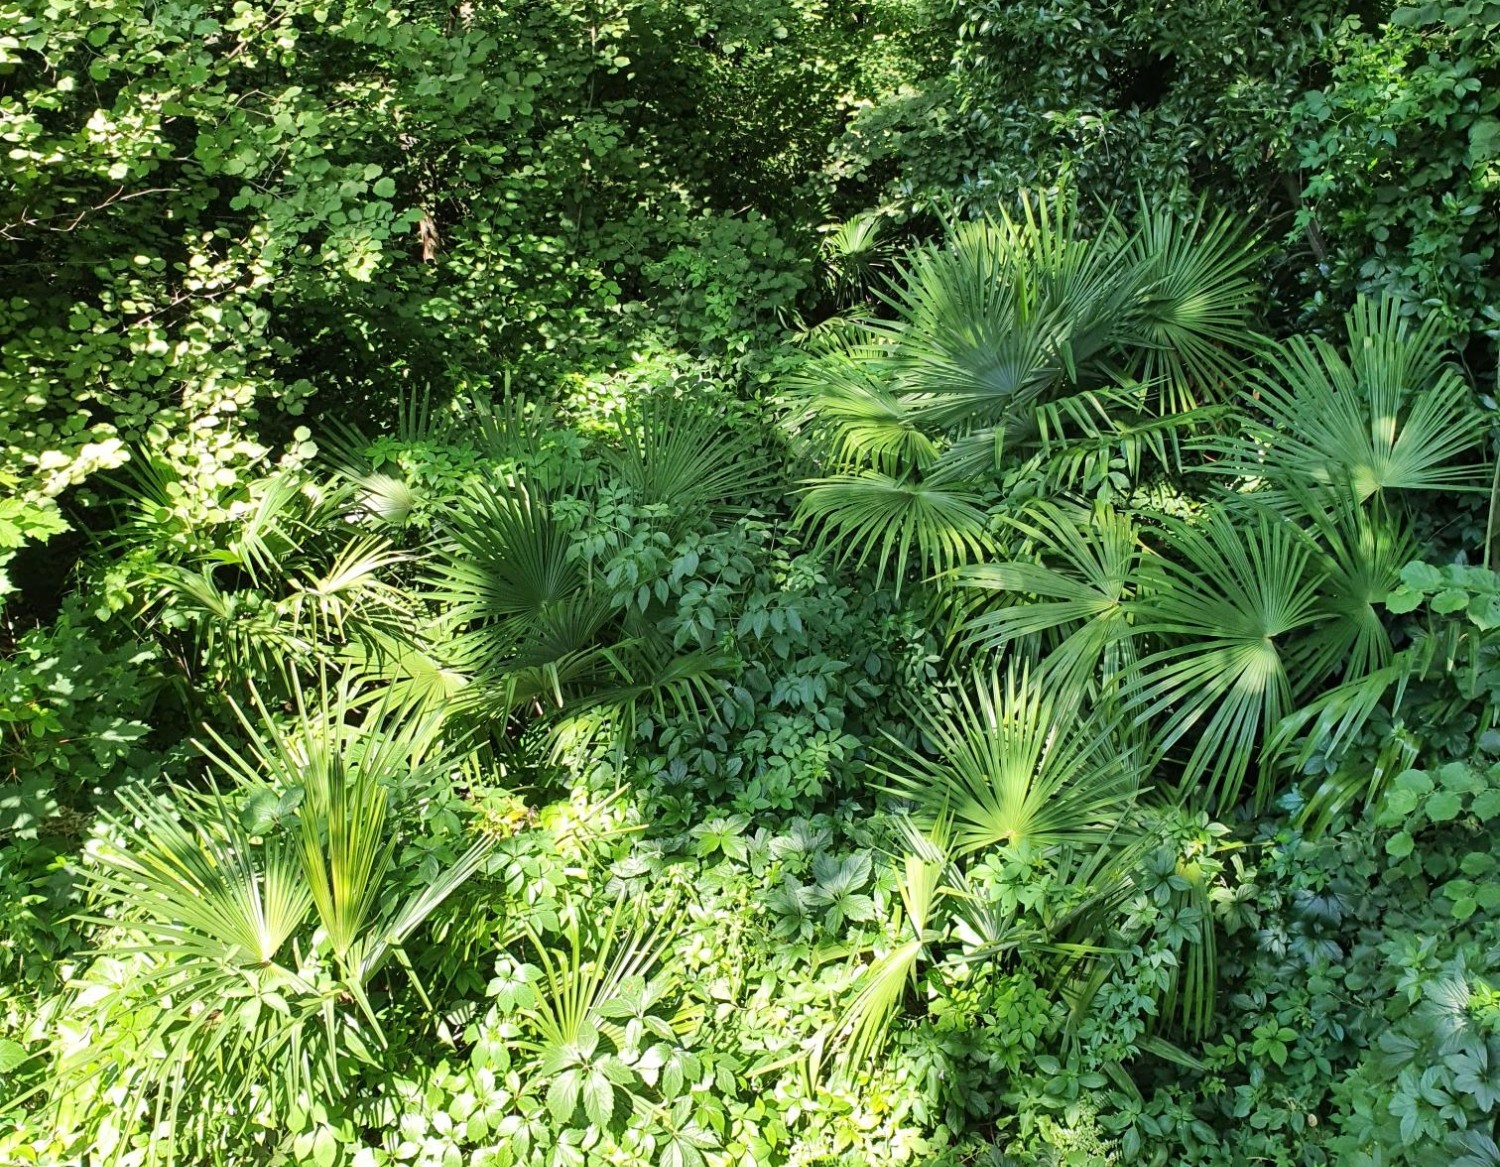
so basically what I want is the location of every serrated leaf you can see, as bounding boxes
[0,1040,28,1074]
[582,1071,614,1129]
[1471,116,1500,162]
[547,1069,581,1124]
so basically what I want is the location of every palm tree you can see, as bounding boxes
[951,500,1141,700]
[1121,508,1326,813]
[423,390,770,738]
[111,459,416,704]
[786,190,1265,597]
[42,679,496,1165]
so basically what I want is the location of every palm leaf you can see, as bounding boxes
[1291,487,1415,682]
[518,895,678,1054]
[48,679,494,1165]
[953,501,1140,696]
[429,477,610,689]
[821,211,893,301]
[877,668,1139,856]
[783,343,939,474]
[817,822,948,1082]
[878,210,1087,428]
[795,470,992,596]
[1124,509,1326,811]
[608,392,773,518]
[1116,192,1265,412]
[1209,295,1489,499]
[85,787,312,968]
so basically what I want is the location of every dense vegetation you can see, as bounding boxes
[3,1,1500,1164]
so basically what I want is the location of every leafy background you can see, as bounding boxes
[3,1,1500,1165]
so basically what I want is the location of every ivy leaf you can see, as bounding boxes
[240,788,282,835]
[1453,1130,1500,1167]
[811,851,872,896]
[660,1123,718,1167]
[1452,1044,1500,1110]
[660,1141,705,1167]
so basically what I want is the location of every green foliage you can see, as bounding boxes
[37,680,495,1164]
[1,606,160,839]
[788,189,1263,594]
[1125,508,1326,812]
[0,500,68,604]
[877,669,1138,855]
[1292,1,1500,343]
[7,1,1500,1164]
[839,0,1342,227]
[1209,295,1491,501]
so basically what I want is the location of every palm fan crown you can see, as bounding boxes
[787,190,1264,597]
[1208,295,1489,502]
[1123,508,1327,811]
[877,667,1140,857]
[47,679,496,1164]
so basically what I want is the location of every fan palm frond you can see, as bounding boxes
[608,392,773,519]
[86,786,313,969]
[429,477,605,684]
[953,501,1140,696]
[52,678,494,1163]
[783,345,938,474]
[1117,193,1266,412]
[286,533,411,646]
[517,895,679,1056]
[219,472,311,588]
[1270,656,1418,833]
[1125,509,1326,811]
[1020,386,1222,496]
[821,211,893,301]
[1291,487,1415,682]
[148,563,313,690]
[1210,295,1489,500]
[877,668,1140,857]
[817,821,949,1082]
[587,637,730,735]
[466,391,557,464]
[341,629,470,716]
[880,220,1069,428]
[794,471,993,596]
